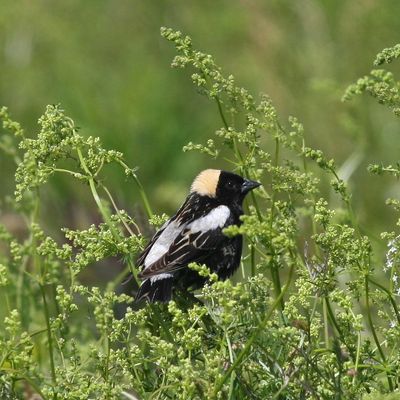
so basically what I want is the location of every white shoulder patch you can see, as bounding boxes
[188,205,230,233]
[144,221,183,267]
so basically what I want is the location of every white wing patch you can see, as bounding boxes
[150,273,173,283]
[188,205,230,233]
[144,221,183,267]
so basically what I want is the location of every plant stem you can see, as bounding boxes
[250,244,256,277]
[78,149,117,230]
[365,275,393,391]
[325,297,342,338]
[216,96,229,130]
[104,335,111,399]
[40,284,57,397]
[270,261,284,311]
[368,276,400,324]
[323,297,330,347]
[131,172,153,219]
[117,159,153,219]
[225,330,236,399]
[17,193,40,322]
[102,185,140,236]
[352,310,362,384]
[269,137,283,309]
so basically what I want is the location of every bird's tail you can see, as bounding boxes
[135,276,173,303]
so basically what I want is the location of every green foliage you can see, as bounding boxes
[1,28,400,399]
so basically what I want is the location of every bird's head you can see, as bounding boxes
[191,169,261,205]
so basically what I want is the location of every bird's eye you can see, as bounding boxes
[225,181,234,190]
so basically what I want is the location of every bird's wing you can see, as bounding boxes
[136,224,166,267]
[138,205,231,279]
[136,194,202,268]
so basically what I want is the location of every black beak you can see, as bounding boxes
[241,178,261,194]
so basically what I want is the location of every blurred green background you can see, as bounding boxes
[1,0,400,243]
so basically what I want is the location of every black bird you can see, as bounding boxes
[135,169,261,302]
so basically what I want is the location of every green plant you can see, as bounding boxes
[0,29,400,399]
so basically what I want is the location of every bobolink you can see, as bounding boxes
[135,169,260,302]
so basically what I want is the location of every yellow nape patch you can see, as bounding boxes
[191,169,221,197]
